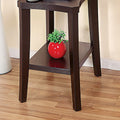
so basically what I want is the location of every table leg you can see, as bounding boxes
[88,0,101,76]
[46,10,54,42]
[68,12,81,111]
[19,9,30,102]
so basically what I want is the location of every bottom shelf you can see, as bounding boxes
[29,42,92,75]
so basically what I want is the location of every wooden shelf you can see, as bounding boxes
[29,42,92,75]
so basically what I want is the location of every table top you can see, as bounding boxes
[18,0,85,12]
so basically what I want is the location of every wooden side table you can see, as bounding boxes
[17,0,101,111]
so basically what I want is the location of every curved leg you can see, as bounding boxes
[88,0,101,76]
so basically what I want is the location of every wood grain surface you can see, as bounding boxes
[29,42,92,75]
[18,0,85,12]
[0,58,120,119]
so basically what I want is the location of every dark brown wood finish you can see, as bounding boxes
[29,42,92,75]
[88,0,101,76]
[68,12,81,111]
[19,9,30,102]
[17,0,85,12]
[18,0,101,111]
[46,10,54,41]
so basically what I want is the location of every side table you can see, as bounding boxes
[17,0,101,111]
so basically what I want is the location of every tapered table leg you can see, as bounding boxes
[88,0,101,76]
[46,10,54,41]
[68,12,81,111]
[19,9,30,102]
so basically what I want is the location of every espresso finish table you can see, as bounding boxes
[18,0,101,111]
